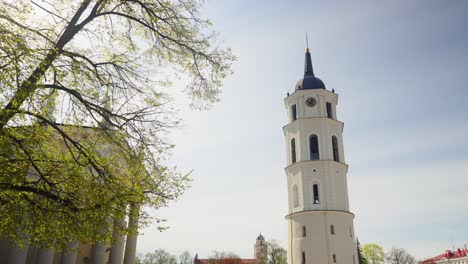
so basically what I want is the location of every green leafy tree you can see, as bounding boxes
[385,247,417,264]
[136,253,144,264]
[357,238,367,264]
[179,251,193,264]
[0,0,234,250]
[267,240,287,264]
[362,244,385,264]
[143,249,178,264]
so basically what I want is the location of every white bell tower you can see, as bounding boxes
[284,48,357,264]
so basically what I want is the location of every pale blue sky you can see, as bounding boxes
[139,0,468,260]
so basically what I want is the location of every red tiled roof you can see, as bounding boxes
[420,249,468,264]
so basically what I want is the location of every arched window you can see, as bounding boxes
[333,254,336,263]
[302,226,306,237]
[302,252,306,264]
[331,225,335,235]
[313,184,320,204]
[291,138,297,163]
[293,185,299,208]
[309,134,319,160]
[332,136,340,162]
[326,102,333,119]
[291,104,297,121]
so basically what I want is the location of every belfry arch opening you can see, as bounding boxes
[291,138,297,163]
[313,184,320,204]
[332,136,340,162]
[291,104,297,121]
[309,134,319,160]
[326,102,333,119]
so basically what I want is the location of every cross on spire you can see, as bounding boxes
[304,35,314,76]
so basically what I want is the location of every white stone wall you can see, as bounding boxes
[284,90,338,121]
[284,88,357,264]
[287,211,356,264]
[435,256,468,264]
[286,161,349,213]
[284,119,345,164]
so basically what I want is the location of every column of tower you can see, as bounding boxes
[283,48,357,264]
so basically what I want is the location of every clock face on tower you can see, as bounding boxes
[306,97,316,107]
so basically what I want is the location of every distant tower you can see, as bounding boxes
[254,234,268,264]
[283,47,357,264]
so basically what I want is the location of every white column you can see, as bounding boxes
[109,218,127,264]
[61,242,78,264]
[36,246,55,264]
[92,243,107,264]
[123,204,140,264]
[7,244,29,264]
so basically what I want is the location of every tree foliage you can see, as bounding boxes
[0,0,234,249]
[357,238,367,264]
[385,247,417,264]
[362,244,385,264]
[267,240,287,264]
[142,249,178,264]
[179,251,193,264]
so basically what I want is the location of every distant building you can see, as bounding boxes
[420,248,468,264]
[194,234,268,264]
[254,234,267,264]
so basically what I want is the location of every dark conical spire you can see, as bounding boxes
[296,37,325,91]
[296,44,325,91]
[304,48,314,76]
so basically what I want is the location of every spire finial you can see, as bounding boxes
[304,35,314,76]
